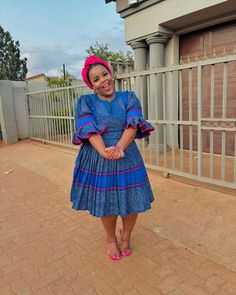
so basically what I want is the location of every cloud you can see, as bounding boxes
[94,30,132,54]
[21,44,83,78]
[21,27,132,78]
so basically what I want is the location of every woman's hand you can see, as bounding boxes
[104,146,125,160]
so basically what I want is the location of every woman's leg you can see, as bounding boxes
[120,213,138,253]
[101,215,120,257]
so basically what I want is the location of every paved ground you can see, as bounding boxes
[0,140,236,295]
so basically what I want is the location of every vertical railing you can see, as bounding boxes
[197,65,202,178]
[221,62,227,181]
[115,54,236,190]
[179,70,184,172]
[27,54,236,190]
[27,85,91,147]
[209,65,215,178]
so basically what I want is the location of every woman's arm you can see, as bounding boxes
[105,127,136,160]
[88,134,108,158]
[89,128,137,160]
[116,127,137,151]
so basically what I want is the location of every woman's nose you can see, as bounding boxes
[100,76,106,82]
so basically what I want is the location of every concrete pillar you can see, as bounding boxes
[165,35,179,149]
[0,81,18,144]
[12,81,29,140]
[146,35,169,146]
[131,41,148,119]
[0,80,28,144]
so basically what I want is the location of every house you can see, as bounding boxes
[25,73,49,82]
[106,0,236,157]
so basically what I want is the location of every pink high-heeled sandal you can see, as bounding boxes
[107,240,121,261]
[119,229,132,257]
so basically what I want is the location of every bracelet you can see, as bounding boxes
[115,146,125,156]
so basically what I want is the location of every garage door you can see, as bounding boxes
[179,21,236,156]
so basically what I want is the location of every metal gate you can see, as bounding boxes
[27,55,236,189]
[27,85,91,147]
[115,54,236,190]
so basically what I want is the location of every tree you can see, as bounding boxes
[47,67,76,88]
[0,25,28,81]
[85,41,133,63]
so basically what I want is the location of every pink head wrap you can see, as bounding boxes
[81,55,112,89]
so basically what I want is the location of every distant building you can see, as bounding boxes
[25,73,49,82]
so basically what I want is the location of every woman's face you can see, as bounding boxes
[88,65,114,98]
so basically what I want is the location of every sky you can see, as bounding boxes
[0,0,131,78]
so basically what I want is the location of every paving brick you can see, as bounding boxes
[94,280,118,295]
[156,260,185,279]
[67,244,89,257]
[2,259,29,274]
[71,272,101,293]
[51,280,76,295]
[81,249,103,265]
[177,282,211,295]
[0,254,12,268]
[94,264,122,286]
[113,275,140,295]
[172,256,200,272]
[177,271,205,287]
[172,247,195,260]
[38,257,67,276]
[19,265,41,283]
[221,282,236,294]
[135,255,159,271]
[214,290,232,295]
[46,248,71,264]
[30,270,63,291]
[10,277,32,295]
[82,287,98,295]
[77,262,100,278]
[11,246,38,262]
[29,253,49,267]
[0,284,15,295]
[63,254,85,268]
[33,286,55,295]
[167,289,187,295]
[204,274,226,293]
[134,265,162,287]
[152,239,174,254]
[213,266,236,285]
[189,254,207,267]
[0,270,22,287]
[112,260,138,278]
[134,280,163,295]
[157,274,186,294]
[34,242,55,255]
[1,141,236,295]
[123,288,140,295]
[51,237,76,252]
[153,249,176,267]
[195,261,220,279]
[58,265,80,285]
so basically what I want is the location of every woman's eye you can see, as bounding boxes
[104,72,108,76]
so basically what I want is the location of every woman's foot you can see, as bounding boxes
[107,238,121,261]
[119,229,132,257]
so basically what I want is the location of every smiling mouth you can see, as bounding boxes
[102,82,111,89]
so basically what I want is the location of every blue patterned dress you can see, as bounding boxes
[70,91,155,217]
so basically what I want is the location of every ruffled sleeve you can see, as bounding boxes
[126,91,154,139]
[72,95,108,145]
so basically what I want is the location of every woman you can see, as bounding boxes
[70,55,155,261]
